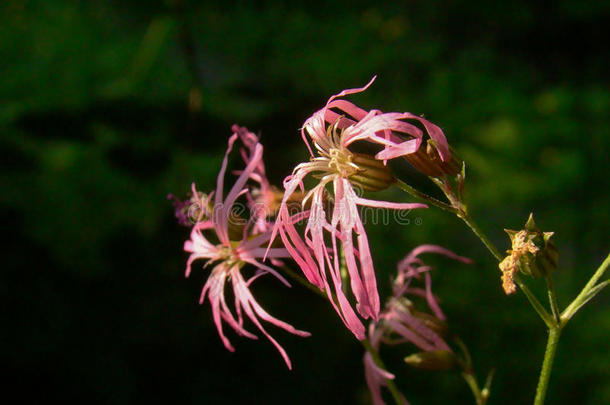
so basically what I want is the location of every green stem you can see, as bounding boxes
[340,247,349,296]
[361,339,404,405]
[561,253,610,323]
[455,337,491,405]
[397,176,609,404]
[545,275,561,323]
[455,209,553,325]
[533,327,561,405]
[458,213,503,261]
[394,179,456,213]
[462,372,489,405]
[279,265,326,298]
[428,177,553,325]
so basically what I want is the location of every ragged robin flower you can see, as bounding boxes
[181,133,310,369]
[269,78,434,339]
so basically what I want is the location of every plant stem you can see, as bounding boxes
[533,327,561,405]
[361,339,404,405]
[458,213,503,261]
[561,253,610,323]
[279,265,326,298]
[462,372,489,405]
[459,212,553,324]
[407,178,553,327]
[545,275,561,323]
[455,337,492,405]
[394,179,456,213]
[438,197,554,325]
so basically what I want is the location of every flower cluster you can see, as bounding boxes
[166,76,596,405]
[171,78,458,370]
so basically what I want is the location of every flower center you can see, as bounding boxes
[305,118,396,192]
[313,119,360,178]
[217,243,244,268]
[328,147,359,178]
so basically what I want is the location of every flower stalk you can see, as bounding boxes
[533,327,561,405]
[455,337,493,405]
[462,372,490,405]
[396,175,553,325]
[394,178,456,214]
[561,253,610,324]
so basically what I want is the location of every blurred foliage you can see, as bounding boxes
[1,1,609,404]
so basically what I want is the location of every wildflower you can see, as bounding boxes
[270,78,433,339]
[364,245,470,404]
[183,134,310,369]
[395,244,472,318]
[499,213,558,294]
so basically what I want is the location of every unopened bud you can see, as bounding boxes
[404,350,458,371]
[404,141,463,178]
[410,309,450,339]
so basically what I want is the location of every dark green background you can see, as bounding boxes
[2,1,609,404]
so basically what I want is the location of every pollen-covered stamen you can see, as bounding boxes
[328,147,360,178]
[216,242,245,270]
[306,118,395,191]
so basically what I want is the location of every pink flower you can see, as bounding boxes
[363,245,471,403]
[269,78,434,339]
[183,133,310,369]
[394,244,472,320]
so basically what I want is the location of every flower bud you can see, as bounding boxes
[404,141,463,178]
[404,350,458,371]
[349,152,396,192]
[410,309,450,339]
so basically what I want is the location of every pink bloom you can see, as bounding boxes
[269,79,433,339]
[183,134,310,369]
[395,244,472,320]
[363,245,470,403]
